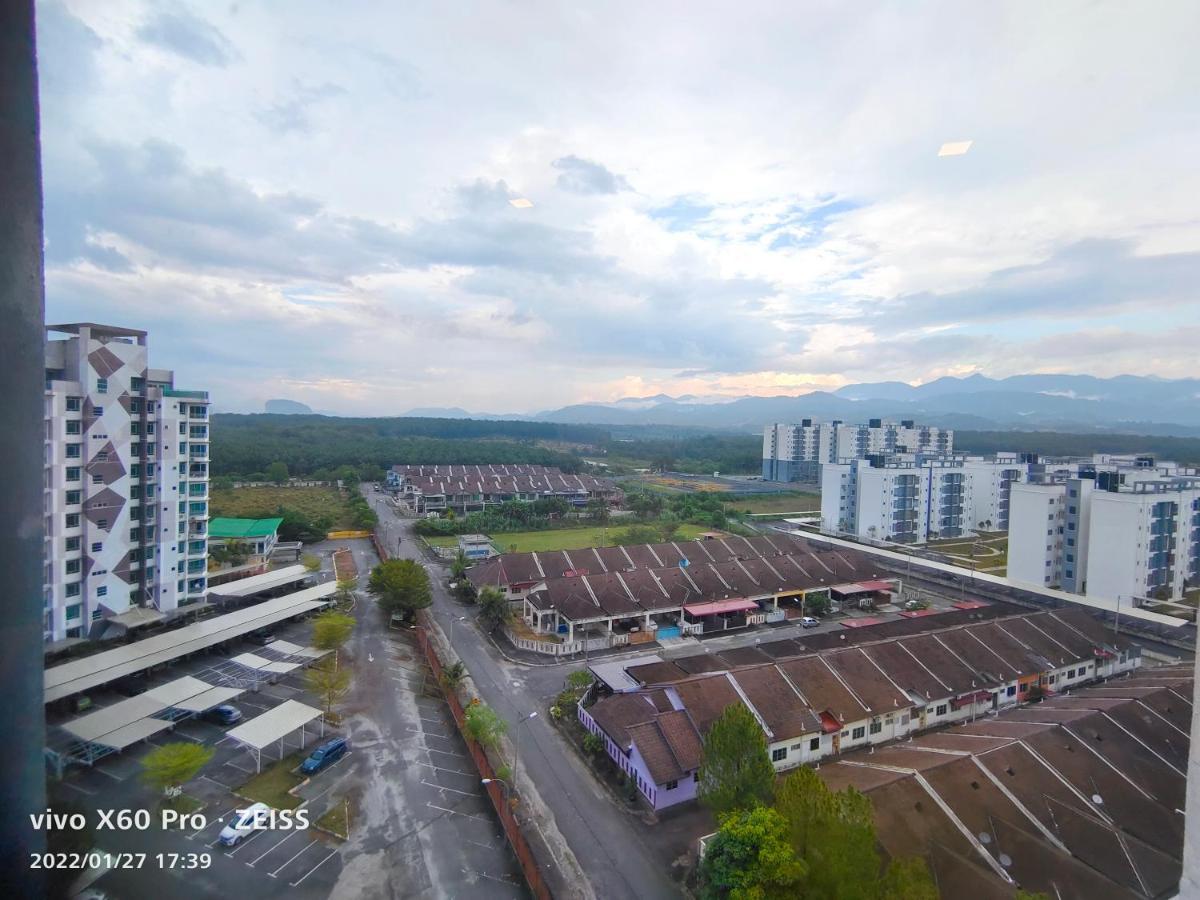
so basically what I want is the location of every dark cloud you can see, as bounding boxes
[552,155,631,195]
[136,7,238,67]
[861,239,1200,329]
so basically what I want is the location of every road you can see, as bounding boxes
[366,489,684,900]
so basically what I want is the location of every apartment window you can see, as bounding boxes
[1067,538,1075,547]
[65,582,80,598]
[90,542,102,553]
[1067,522,1075,531]
[1066,553,1074,562]
[936,704,948,716]
[130,421,140,436]
[146,443,155,456]
[146,422,156,435]
[65,420,80,435]
[93,406,104,417]
[131,463,141,479]
[66,443,81,459]
[809,737,820,751]
[130,376,144,393]
[65,490,80,505]
[97,518,108,530]
[96,377,107,393]
[65,536,80,552]
[1065,569,1073,578]
[96,586,107,597]
[869,720,882,735]
[66,604,81,621]
[1068,506,1076,514]
[130,485,141,500]
[91,474,103,485]
[65,559,80,575]
[851,726,866,740]
[66,466,80,482]
[130,398,142,413]
[65,513,80,529]
[772,747,787,762]
[130,443,142,457]
[96,450,107,461]
[1048,513,1054,520]
[65,396,81,411]
[129,527,140,542]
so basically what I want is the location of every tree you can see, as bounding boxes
[582,732,603,755]
[306,657,352,721]
[613,524,666,546]
[698,704,775,815]
[564,669,593,693]
[450,550,468,581]
[336,577,357,609]
[368,558,432,622]
[805,592,831,617]
[774,767,880,900]
[441,661,467,691]
[266,461,289,484]
[877,857,938,900]
[210,539,252,567]
[464,702,507,749]
[587,497,610,524]
[700,806,807,900]
[311,610,355,667]
[141,742,215,796]
[301,553,321,573]
[478,585,512,633]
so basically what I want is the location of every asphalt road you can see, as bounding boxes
[366,490,684,900]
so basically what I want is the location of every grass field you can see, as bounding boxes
[236,752,305,810]
[927,532,1009,572]
[425,535,459,549]
[489,523,716,553]
[210,485,358,529]
[727,493,821,515]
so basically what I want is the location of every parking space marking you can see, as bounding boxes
[406,726,449,738]
[464,866,524,888]
[267,838,318,878]
[191,807,236,839]
[289,846,339,887]
[93,766,125,782]
[416,761,477,777]
[427,802,492,823]
[223,828,270,855]
[418,716,445,727]
[421,779,479,797]
[225,759,255,774]
[249,831,297,866]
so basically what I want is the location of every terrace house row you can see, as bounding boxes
[388,464,620,514]
[578,607,1140,810]
[468,534,895,649]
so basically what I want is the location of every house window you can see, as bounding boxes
[936,704,948,716]
[869,720,882,734]
[851,726,866,740]
[66,420,80,435]
[1006,685,1016,696]
[1066,668,1075,678]
[96,378,107,393]
[664,779,679,790]
[772,748,787,762]
[66,396,81,411]
[96,586,107,597]
[809,737,820,751]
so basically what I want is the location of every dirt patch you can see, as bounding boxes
[333,548,358,581]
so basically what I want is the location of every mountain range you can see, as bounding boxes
[401,374,1200,436]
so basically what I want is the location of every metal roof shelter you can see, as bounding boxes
[208,517,284,539]
[44,585,335,703]
[683,599,759,616]
[206,564,311,598]
[590,655,663,693]
[229,652,300,675]
[225,699,324,772]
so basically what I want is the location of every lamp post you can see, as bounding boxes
[481,776,511,803]
[514,710,538,787]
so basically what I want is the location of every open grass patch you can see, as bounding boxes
[316,794,357,839]
[425,535,459,549]
[727,493,822,515]
[236,752,306,810]
[490,522,717,553]
[161,793,205,816]
[210,485,359,530]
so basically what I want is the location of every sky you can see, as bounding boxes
[37,1,1200,415]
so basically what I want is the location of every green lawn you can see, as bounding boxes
[210,485,359,529]
[425,535,459,548]
[236,752,305,810]
[491,523,716,553]
[728,493,822,515]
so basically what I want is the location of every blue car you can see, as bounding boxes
[206,704,243,726]
[300,737,349,775]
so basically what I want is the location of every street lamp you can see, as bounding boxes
[481,776,511,802]
[513,711,538,787]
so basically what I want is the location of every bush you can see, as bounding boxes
[582,732,603,755]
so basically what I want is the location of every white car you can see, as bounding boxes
[800,616,820,628]
[218,802,271,846]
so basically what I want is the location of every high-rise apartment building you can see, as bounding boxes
[762,418,952,482]
[1009,471,1200,603]
[43,324,210,643]
[820,454,1025,543]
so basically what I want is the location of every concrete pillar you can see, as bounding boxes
[607,618,613,633]
[567,621,575,643]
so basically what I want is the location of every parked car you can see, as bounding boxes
[218,802,271,847]
[205,704,243,726]
[904,600,925,611]
[247,629,276,646]
[300,737,349,775]
[800,616,820,629]
[113,675,148,697]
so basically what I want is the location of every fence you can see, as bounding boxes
[415,626,553,899]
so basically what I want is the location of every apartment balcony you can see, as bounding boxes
[188,448,208,460]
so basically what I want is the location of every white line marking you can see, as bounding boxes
[224,828,269,855]
[93,766,124,782]
[289,847,339,887]
[416,762,477,777]
[421,778,481,796]
[427,802,493,823]
[268,838,318,878]
[191,807,235,838]
[249,831,296,865]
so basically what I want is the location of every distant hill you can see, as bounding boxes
[264,399,313,415]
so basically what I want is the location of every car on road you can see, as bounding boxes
[205,704,243,726]
[247,628,276,646]
[300,737,349,775]
[800,616,820,628]
[218,802,272,847]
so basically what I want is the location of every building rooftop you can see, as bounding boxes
[208,517,285,540]
[46,322,147,338]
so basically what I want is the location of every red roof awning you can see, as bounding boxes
[899,608,941,618]
[952,599,988,610]
[819,711,841,733]
[855,580,895,592]
[683,599,759,616]
[830,580,894,596]
[951,690,993,708]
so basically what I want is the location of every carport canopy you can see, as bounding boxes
[226,700,324,772]
[44,583,336,703]
[207,565,310,598]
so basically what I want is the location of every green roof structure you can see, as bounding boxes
[208,517,284,540]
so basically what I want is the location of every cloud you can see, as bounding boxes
[256,82,346,134]
[135,6,238,67]
[552,155,632,195]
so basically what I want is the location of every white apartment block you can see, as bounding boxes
[44,323,211,643]
[762,418,952,482]
[1009,473,1200,603]
[821,455,1025,544]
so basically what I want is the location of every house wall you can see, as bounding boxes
[577,703,697,810]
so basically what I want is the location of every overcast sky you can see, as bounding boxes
[37,1,1200,414]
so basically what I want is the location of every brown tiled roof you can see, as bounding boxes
[777,656,869,724]
[672,674,746,734]
[626,660,689,685]
[626,710,703,785]
[729,665,822,740]
[588,691,668,747]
